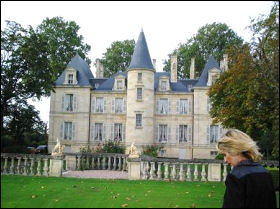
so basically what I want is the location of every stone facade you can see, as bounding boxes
[48,31,228,159]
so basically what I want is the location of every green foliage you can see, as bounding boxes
[266,167,279,191]
[100,40,135,77]
[163,22,243,79]
[215,153,224,160]
[209,2,279,160]
[98,141,125,154]
[142,145,164,157]
[1,17,90,148]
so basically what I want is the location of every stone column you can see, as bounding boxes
[49,155,64,177]
[207,163,221,181]
[127,157,141,180]
[65,155,77,170]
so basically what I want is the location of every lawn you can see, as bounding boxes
[1,175,279,208]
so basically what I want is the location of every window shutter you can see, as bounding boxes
[168,99,172,114]
[219,125,223,139]
[156,124,159,141]
[176,100,179,114]
[104,97,107,113]
[62,95,65,112]
[73,94,77,112]
[91,124,94,140]
[207,125,210,144]
[188,99,192,115]
[176,125,179,142]
[123,98,126,112]
[122,124,126,141]
[92,97,96,113]
[168,126,171,142]
[72,122,76,140]
[112,98,115,113]
[156,99,159,114]
[102,124,106,141]
[111,124,114,141]
[60,123,64,139]
[188,125,192,142]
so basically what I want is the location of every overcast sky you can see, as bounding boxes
[1,1,274,124]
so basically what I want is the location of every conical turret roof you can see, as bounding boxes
[128,30,154,71]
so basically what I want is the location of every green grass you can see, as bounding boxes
[1,175,278,208]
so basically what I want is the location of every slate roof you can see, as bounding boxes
[128,30,154,70]
[194,55,221,87]
[55,53,94,86]
[93,71,198,92]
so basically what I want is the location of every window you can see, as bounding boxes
[187,84,192,91]
[95,83,100,89]
[114,123,122,141]
[159,99,168,114]
[179,99,189,114]
[210,151,218,156]
[161,81,167,91]
[65,94,74,112]
[94,123,103,141]
[64,122,73,140]
[159,125,168,143]
[179,125,188,143]
[210,125,219,144]
[68,74,73,84]
[115,98,124,113]
[138,73,142,81]
[212,75,219,85]
[136,114,142,128]
[137,88,142,100]
[117,80,123,90]
[96,97,104,113]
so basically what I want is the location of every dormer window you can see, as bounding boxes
[161,81,167,91]
[64,67,77,85]
[68,74,74,84]
[117,80,123,90]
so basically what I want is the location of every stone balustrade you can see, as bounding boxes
[63,152,128,172]
[1,153,53,176]
[131,155,279,182]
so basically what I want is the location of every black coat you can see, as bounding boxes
[223,160,276,208]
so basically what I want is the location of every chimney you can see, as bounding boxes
[171,55,177,83]
[223,54,228,71]
[190,57,195,79]
[153,59,156,71]
[96,59,104,78]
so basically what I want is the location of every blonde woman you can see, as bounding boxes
[217,129,276,208]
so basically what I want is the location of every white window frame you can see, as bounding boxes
[95,97,104,113]
[68,74,73,84]
[159,98,168,114]
[63,122,74,140]
[65,94,74,112]
[137,88,142,100]
[136,114,142,128]
[94,123,103,141]
[138,73,142,82]
[114,123,123,141]
[161,81,167,91]
[179,99,189,114]
[115,98,124,113]
[117,80,123,90]
[158,124,168,143]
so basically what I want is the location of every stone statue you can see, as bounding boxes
[51,138,64,156]
[128,142,140,158]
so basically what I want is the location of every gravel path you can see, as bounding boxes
[62,170,128,179]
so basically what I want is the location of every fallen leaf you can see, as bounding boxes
[41,186,45,189]
[185,192,189,194]
[126,197,131,201]
[191,203,197,208]
[31,195,37,199]
[55,199,59,202]
[121,203,128,207]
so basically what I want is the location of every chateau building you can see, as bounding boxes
[48,30,228,159]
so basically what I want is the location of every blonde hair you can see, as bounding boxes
[217,129,262,162]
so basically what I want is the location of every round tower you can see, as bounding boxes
[126,30,155,151]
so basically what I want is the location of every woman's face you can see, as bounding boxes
[222,151,244,167]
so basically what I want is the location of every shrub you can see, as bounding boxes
[142,145,164,157]
[266,167,279,191]
[100,140,125,154]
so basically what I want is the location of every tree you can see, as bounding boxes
[100,40,135,77]
[163,22,243,79]
[209,2,279,159]
[1,17,91,145]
